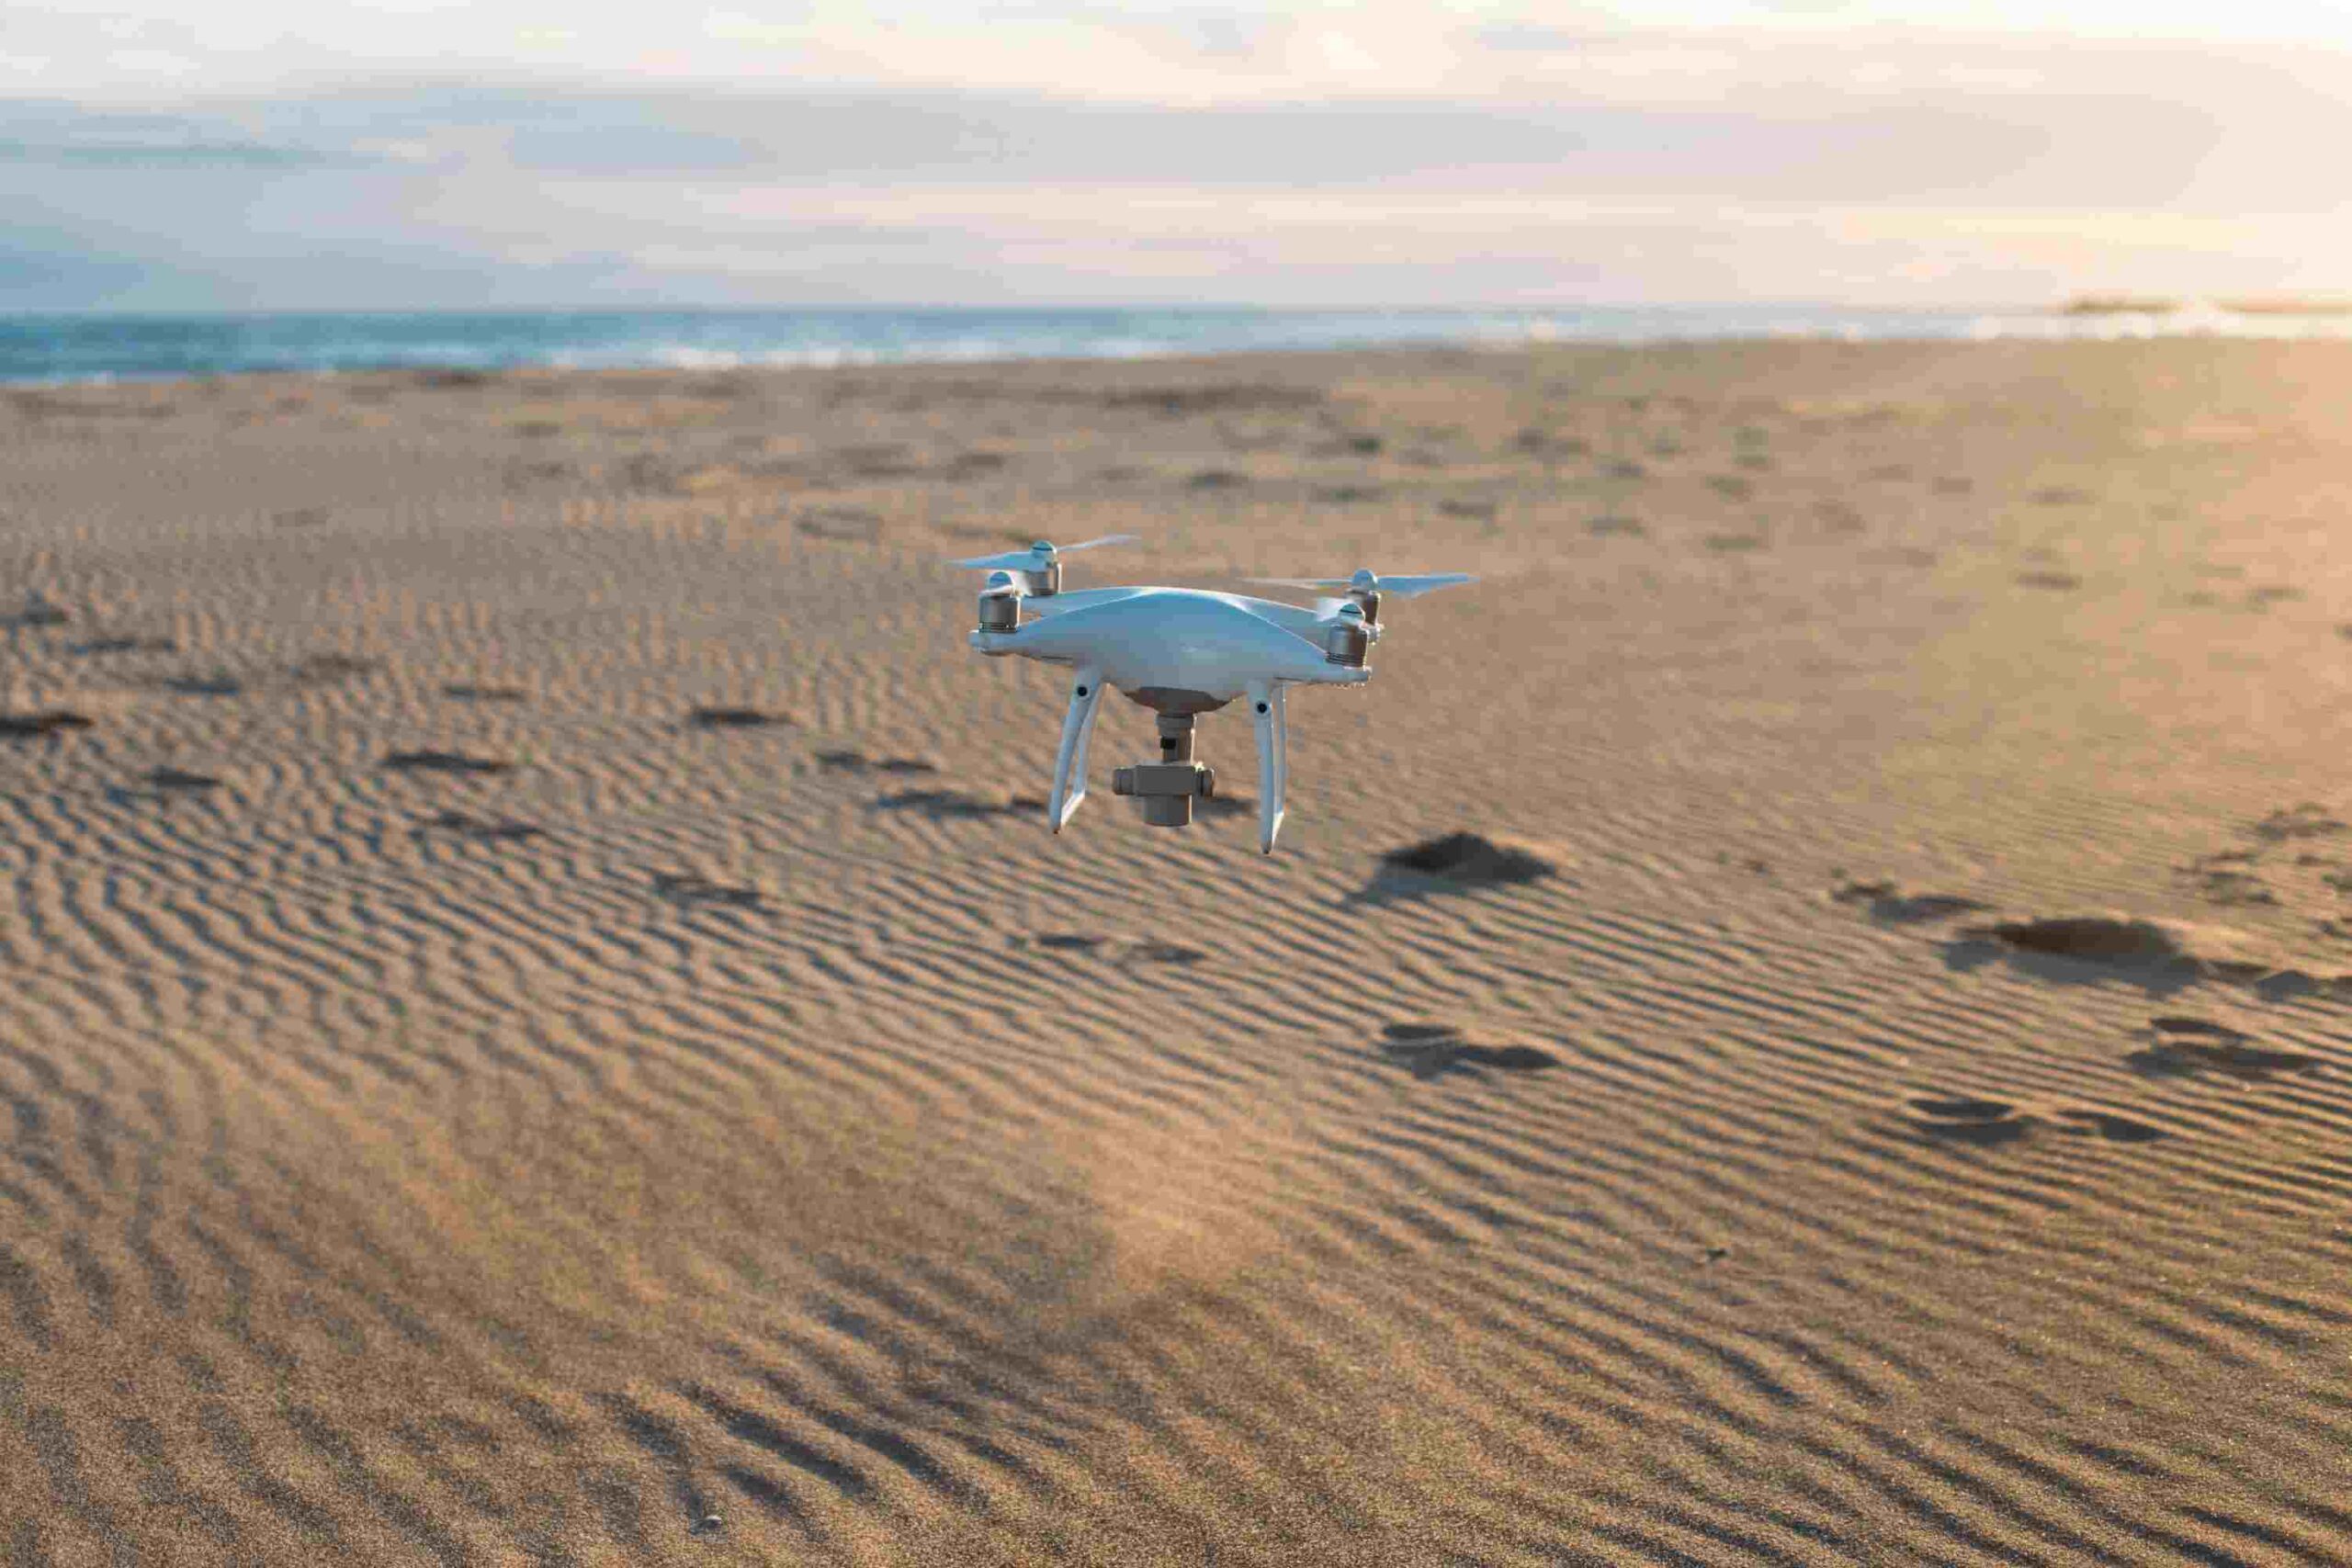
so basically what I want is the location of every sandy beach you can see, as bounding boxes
[6,340,2352,1564]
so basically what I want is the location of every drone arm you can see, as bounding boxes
[1048,665,1105,832]
[1249,678,1287,854]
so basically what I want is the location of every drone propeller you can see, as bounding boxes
[1247,569,1475,601]
[951,535,1137,573]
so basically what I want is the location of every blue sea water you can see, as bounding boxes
[4,304,2346,385]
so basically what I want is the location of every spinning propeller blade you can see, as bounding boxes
[1373,572,1476,599]
[951,535,1137,572]
[1247,570,1476,599]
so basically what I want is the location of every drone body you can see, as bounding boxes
[958,537,1470,853]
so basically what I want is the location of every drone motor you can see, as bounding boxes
[977,570,1022,633]
[1323,602,1372,668]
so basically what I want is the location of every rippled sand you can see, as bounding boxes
[5,342,2352,1563]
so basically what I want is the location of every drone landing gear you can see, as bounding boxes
[1105,689,1286,852]
[1048,666,1104,831]
[1061,684,1284,852]
[1113,712,1216,828]
[1248,679,1287,856]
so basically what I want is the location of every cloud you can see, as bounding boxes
[0,137,358,168]
[3,10,2349,310]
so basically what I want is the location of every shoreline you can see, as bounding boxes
[14,300,2352,389]
[9,327,2352,394]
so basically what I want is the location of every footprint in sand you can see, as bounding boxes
[1905,1096,2034,1146]
[1903,1095,2165,1147]
[1014,933,1206,965]
[874,787,1044,820]
[1369,833,1557,897]
[384,750,514,776]
[1033,933,1105,952]
[0,710,94,739]
[71,635,175,656]
[292,652,382,683]
[107,766,222,806]
[1123,941,1206,966]
[2048,1108,2168,1144]
[818,750,940,775]
[421,810,542,843]
[1954,916,2193,973]
[163,672,243,696]
[1952,914,2352,1001]
[443,682,529,704]
[686,705,795,730]
[2175,854,2276,907]
[2247,805,2346,843]
[652,873,765,909]
[2127,1018,2322,1083]
[1829,881,1990,924]
[1378,1021,1559,1081]
[147,767,220,793]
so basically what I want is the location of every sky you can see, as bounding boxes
[3,2,2350,310]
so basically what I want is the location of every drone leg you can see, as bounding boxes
[1069,671,1104,808]
[1249,679,1286,854]
[1272,683,1289,807]
[1049,666,1104,832]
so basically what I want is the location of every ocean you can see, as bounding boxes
[5,304,2347,385]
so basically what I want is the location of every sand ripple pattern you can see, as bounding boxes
[5,351,2352,1562]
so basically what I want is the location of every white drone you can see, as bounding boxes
[956,535,1473,853]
